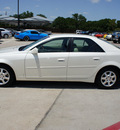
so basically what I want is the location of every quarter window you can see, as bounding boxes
[72,38,104,52]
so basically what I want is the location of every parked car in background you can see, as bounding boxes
[113,33,120,43]
[90,32,98,36]
[76,30,93,35]
[112,31,120,43]
[37,29,52,35]
[1,34,120,89]
[103,33,108,39]
[76,30,82,34]
[106,34,112,41]
[94,33,103,38]
[14,30,48,41]
[0,28,12,38]
[7,28,17,36]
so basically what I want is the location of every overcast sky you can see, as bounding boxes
[0,0,120,21]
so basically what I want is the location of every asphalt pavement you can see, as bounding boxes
[0,37,120,130]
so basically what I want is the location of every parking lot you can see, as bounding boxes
[0,37,120,130]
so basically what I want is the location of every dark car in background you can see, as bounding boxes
[113,33,120,43]
[14,30,48,41]
[112,31,120,43]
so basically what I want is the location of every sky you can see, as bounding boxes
[0,0,120,21]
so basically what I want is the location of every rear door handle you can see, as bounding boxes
[93,57,100,61]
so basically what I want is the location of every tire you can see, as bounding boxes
[118,38,120,44]
[96,68,119,89]
[0,65,15,87]
[23,36,30,41]
[4,34,9,39]
[113,40,117,43]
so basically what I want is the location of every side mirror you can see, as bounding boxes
[30,47,38,54]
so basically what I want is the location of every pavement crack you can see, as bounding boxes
[35,89,64,130]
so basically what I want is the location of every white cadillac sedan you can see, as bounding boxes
[0,34,120,89]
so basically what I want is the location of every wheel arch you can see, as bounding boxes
[0,63,16,80]
[23,35,30,41]
[95,65,120,83]
[3,33,8,38]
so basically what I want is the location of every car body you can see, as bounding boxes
[113,33,120,43]
[7,28,17,36]
[94,33,103,38]
[14,30,48,41]
[37,29,52,35]
[76,30,82,34]
[103,34,107,39]
[0,34,120,89]
[112,31,120,43]
[106,34,112,41]
[0,28,12,38]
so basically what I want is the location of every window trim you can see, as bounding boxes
[35,37,71,53]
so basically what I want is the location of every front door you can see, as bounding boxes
[25,38,70,81]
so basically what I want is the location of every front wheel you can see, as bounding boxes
[0,65,15,87]
[96,68,119,89]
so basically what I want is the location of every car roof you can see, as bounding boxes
[47,34,120,52]
[49,34,96,39]
[25,30,38,32]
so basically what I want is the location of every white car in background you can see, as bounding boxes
[0,34,120,89]
[0,28,12,38]
[106,34,112,41]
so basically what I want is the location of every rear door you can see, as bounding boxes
[30,31,39,40]
[67,37,105,81]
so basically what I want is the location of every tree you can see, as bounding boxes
[72,13,87,30]
[117,20,120,28]
[52,17,67,32]
[72,13,79,29]
[37,14,47,18]
[10,11,33,19]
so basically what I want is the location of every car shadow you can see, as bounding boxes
[0,40,4,42]
[14,39,35,42]
[12,81,120,90]
[14,81,98,89]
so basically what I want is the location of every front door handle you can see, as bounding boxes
[58,59,65,62]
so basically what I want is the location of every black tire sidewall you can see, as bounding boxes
[24,36,29,41]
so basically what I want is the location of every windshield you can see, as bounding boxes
[19,36,49,51]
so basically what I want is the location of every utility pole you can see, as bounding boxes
[18,0,20,31]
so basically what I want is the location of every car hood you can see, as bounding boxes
[0,46,20,53]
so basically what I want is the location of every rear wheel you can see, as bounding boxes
[113,40,117,43]
[118,38,120,44]
[0,65,15,87]
[23,36,30,41]
[4,34,9,39]
[96,68,119,89]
